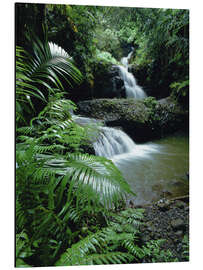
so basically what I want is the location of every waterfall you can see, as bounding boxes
[93,126,159,160]
[73,115,159,160]
[93,127,136,158]
[117,50,147,99]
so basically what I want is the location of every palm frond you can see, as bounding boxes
[26,38,83,90]
[44,153,134,208]
[55,229,107,266]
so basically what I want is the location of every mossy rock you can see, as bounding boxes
[77,97,188,142]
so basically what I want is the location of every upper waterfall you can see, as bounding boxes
[117,50,147,99]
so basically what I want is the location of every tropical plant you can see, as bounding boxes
[56,208,145,266]
[56,207,179,266]
[16,231,32,267]
[16,98,135,266]
[16,37,83,126]
[170,78,189,106]
[182,234,189,261]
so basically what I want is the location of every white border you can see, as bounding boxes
[1,0,203,269]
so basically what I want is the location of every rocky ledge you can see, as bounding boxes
[77,97,189,142]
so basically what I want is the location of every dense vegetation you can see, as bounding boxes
[15,3,189,267]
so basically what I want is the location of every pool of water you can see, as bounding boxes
[111,133,189,205]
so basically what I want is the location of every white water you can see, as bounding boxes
[93,126,160,159]
[92,124,188,205]
[73,115,188,205]
[73,115,159,160]
[118,50,147,99]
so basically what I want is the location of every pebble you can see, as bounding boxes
[137,199,189,261]
[171,218,185,230]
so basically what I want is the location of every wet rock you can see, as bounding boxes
[156,199,171,211]
[175,230,183,237]
[152,184,163,192]
[77,97,189,142]
[175,200,187,209]
[161,189,173,197]
[171,218,185,231]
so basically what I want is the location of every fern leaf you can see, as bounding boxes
[123,240,145,259]
[55,230,107,266]
[75,252,134,265]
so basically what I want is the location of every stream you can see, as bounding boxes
[111,132,189,205]
[74,114,189,206]
[74,49,189,206]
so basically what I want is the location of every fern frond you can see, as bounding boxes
[75,252,134,265]
[122,240,145,259]
[17,125,35,135]
[33,144,66,154]
[55,229,108,266]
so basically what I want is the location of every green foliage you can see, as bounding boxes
[16,231,32,267]
[16,97,134,266]
[95,49,120,65]
[16,4,189,267]
[56,208,144,266]
[182,234,189,261]
[170,78,189,105]
[143,96,158,108]
[143,97,160,124]
[56,207,182,266]
[16,37,83,127]
[130,8,189,100]
[141,239,178,263]
[16,46,46,125]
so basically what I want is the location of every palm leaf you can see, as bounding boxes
[26,38,83,90]
[44,153,135,208]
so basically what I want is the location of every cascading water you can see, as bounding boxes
[92,124,188,206]
[117,50,147,99]
[73,114,188,205]
[73,114,158,160]
[93,126,160,159]
[93,127,136,158]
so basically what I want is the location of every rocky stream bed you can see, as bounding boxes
[135,197,189,262]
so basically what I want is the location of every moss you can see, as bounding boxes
[77,97,188,142]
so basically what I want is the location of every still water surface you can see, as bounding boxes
[111,133,189,205]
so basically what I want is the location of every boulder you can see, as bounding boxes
[92,64,125,99]
[76,97,189,142]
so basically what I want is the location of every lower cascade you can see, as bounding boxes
[73,115,188,205]
[93,127,136,158]
[93,126,159,160]
[117,49,147,99]
[73,115,159,159]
